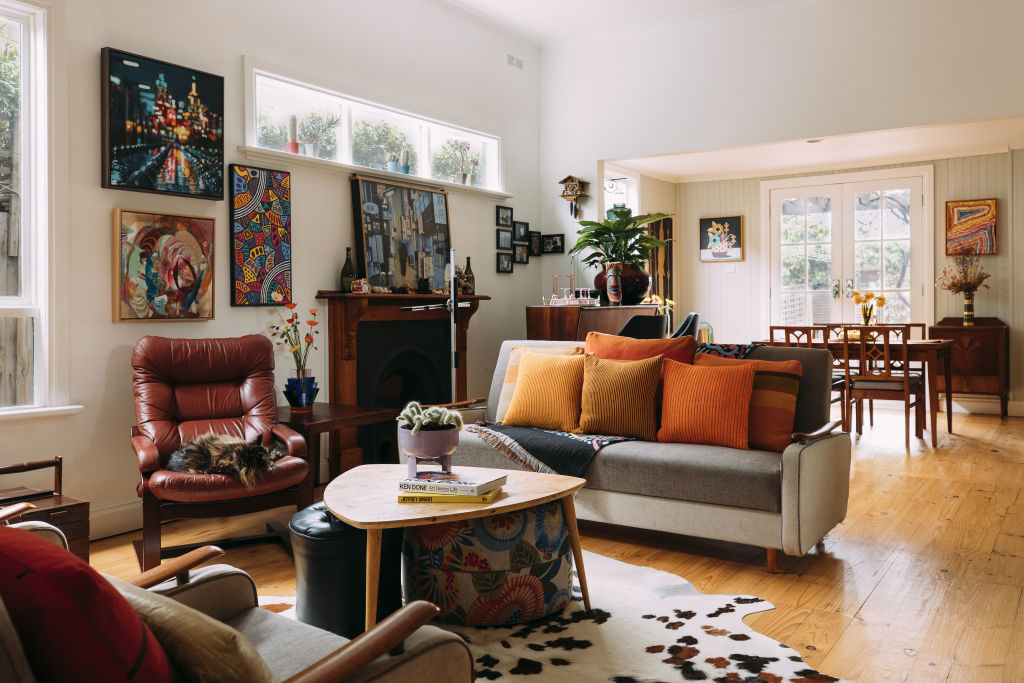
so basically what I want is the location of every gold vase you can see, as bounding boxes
[963,291,975,327]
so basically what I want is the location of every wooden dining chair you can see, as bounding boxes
[841,325,925,447]
[769,325,849,430]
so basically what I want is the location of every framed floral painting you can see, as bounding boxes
[699,215,743,262]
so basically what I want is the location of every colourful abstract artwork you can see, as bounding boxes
[230,165,292,306]
[114,209,214,321]
[699,215,743,262]
[946,198,996,255]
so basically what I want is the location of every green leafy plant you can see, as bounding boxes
[352,121,417,171]
[397,401,464,434]
[568,207,671,269]
[256,112,288,151]
[297,110,340,158]
[432,138,479,180]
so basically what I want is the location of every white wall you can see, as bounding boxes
[0,0,542,538]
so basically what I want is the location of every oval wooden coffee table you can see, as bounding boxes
[323,464,590,630]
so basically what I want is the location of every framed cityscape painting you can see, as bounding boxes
[102,48,224,199]
[946,198,996,254]
[229,164,292,305]
[349,175,451,290]
[113,209,215,321]
[699,215,743,262]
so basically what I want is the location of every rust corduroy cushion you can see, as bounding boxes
[657,358,756,449]
[580,354,663,440]
[501,352,585,432]
[694,354,803,452]
[585,331,697,365]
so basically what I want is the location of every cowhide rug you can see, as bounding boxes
[440,551,849,682]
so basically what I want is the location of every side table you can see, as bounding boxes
[0,457,90,562]
[928,317,1009,418]
[277,403,401,486]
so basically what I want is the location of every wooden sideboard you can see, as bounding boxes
[928,316,1009,418]
[525,304,659,341]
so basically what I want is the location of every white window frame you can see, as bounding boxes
[758,165,935,335]
[241,57,506,194]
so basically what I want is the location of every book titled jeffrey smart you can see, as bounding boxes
[397,489,501,504]
[398,471,507,496]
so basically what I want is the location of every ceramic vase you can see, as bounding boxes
[284,369,318,411]
[963,291,975,327]
[398,425,459,478]
[593,264,651,305]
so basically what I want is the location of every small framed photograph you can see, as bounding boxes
[541,234,564,254]
[529,231,542,256]
[514,244,530,264]
[512,220,529,243]
[496,251,514,273]
[496,205,513,227]
[496,228,513,250]
[699,215,743,262]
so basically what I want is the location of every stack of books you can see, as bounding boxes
[397,470,507,504]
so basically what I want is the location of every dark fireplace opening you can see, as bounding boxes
[356,319,451,463]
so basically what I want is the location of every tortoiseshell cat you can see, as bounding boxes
[167,433,285,489]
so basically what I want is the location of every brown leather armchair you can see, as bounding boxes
[130,334,313,570]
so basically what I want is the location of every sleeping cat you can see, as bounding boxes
[167,432,285,489]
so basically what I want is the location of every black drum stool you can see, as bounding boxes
[288,501,402,638]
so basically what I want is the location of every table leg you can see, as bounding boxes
[560,495,591,611]
[306,429,322,487]
[365,528,382,631]
[926,352,938,448]
[943,353,954,434]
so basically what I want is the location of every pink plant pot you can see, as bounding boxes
[399,425,459,477]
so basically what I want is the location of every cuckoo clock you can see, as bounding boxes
[558,175,587,219]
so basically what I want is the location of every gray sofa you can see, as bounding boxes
[454,340,852,565]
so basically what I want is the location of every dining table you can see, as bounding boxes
[756,337,954,447]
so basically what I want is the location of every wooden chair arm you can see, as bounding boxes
[791,419,843,445]
[0,502,35,522]
[427,397,486,410]
[128,545,225,588]
[283,601,440,683]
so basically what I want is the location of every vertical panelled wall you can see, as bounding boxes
[675,151,1023,407]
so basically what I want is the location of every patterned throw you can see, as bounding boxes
[466,423,635,478]
[697,342,759,358]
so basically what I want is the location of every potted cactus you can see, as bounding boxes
[387,151,400,173]
[399,147,411,174]
[397,401,464,476]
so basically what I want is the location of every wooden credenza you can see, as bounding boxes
[525,304,659,341]
[928,317,1009,418]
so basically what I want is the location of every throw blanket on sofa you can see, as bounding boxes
[466,423,635,478]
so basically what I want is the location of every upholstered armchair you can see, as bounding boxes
[131,334,313,570]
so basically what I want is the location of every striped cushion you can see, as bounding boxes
[657,359,756,449]
[579,354,662,440]
[502,352,586,432]
[495,345,584,422]
[694,354,803,452]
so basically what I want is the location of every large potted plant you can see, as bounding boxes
[568,207,671,305]
[397,401,464,477]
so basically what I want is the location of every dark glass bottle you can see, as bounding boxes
[463,256,475,295]
[340,247,355,293]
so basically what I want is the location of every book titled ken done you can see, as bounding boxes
[398,471,507,496]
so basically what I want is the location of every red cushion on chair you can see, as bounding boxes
[0,527,170,682]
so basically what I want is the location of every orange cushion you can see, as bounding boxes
[657,359,756,449]
[501,352,585,432]
[584,332,697,365]
[695,354,803,451]
[580,354,662,440]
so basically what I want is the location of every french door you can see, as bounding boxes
[770,175,924,325]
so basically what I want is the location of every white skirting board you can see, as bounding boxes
[89,498,141,540]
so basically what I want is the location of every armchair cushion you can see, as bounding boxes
[144,456,309,502]
[0,527,170,682]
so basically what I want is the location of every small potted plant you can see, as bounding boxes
[387,151,400,173]
[399,147,411,174]
[397,401,464,477]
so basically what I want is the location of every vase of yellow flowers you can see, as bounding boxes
[935,254,991,327]
[269,292,320,410]
[852,290,887,325]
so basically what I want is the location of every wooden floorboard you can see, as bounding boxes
[89,408,1024,682]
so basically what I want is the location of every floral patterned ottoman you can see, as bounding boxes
[402,500,573,625]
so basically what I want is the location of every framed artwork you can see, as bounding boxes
[350,175,451,290]
[512,220,529,243]
[514,244,530,264]
[496,252,513,273]
[496,205,513,227]
[541,234,564,254]
[496,228,513,250]
[946,198,996,254]
[113,209,215,321]
[528,231,542,256]
[102,48,224,199]
[229,164,291,306]
[699,215,743,262]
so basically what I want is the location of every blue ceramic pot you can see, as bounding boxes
[284,374,319,408]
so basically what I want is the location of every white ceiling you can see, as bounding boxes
[612,116,1024,183]
[444,0,773,46]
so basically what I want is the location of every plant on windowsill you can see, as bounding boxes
[433,138,480,185]
[397,401,464,477]
[269,292,320,409]
[935,254,991,327]
[296,110,341,160]
[569,207,671,305]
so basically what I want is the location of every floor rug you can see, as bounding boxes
[442,551,849,682]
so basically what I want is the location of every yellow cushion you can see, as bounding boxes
[501,352,585,432]
[580,354,662,440]
[495,345,583,422]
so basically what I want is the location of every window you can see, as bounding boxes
[248,66,502,191]
[603,175,637,217]
[0,1,45,411]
